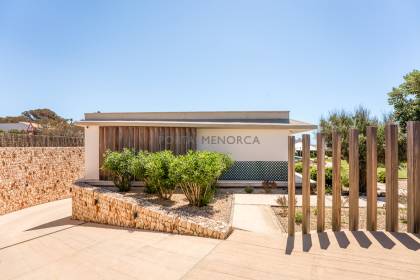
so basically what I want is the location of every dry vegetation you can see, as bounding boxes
[272,206,408,233]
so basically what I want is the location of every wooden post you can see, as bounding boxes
[349,128,359,231]
[366,126,377,231]
[288,136,296,236]
[407,121,420,234]
[317,133,325,232]
[302,134,311,234]
[332,131,341,231]
[385,123,399,232]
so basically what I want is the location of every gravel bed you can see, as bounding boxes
[102,187,233,226]
[272,206,408,233]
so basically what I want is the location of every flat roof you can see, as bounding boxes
[76,111,317,132]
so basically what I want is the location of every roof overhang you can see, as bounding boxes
[75,111,317,133]
[75,120,316,132]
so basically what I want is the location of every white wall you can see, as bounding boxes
[84,126,99,179]
[196,129,289,161]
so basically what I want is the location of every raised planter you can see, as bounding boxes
[71,183,233,239]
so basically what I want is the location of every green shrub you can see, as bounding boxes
[341,173,349,188]
[377,169,386,183]
[169,151,233,207]
[102,149,135,192]
[325,186,333,194]
[295,211,303,224]
[325,167,333,187]
[200,184,217,206]
[306,164,350,191]
[295,162,303,173]
[130,151,157,194]
[130,151,148,180]
[244,186,254,193]
[310,166,317,181]
[144,150,176,199]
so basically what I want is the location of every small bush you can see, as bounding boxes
[200,184,217,206]
[244,186,254,193]
[277,195,287,207]
[341,173,349,188]
[295,162,303,173]
[130,151,158,194]
[325,167,333,187]
[262,180,276,193]
[325,186,333,195]
[144,150,176,199]
[310,166,317,181]
[130,151,148,180]
[378,169,386,183]
[102,149,135,192]
[306,164,349,191]
[169,151,233,207]
[295,211,303,224]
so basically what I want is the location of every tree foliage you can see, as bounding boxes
[388,69,420,132]
[0,108,82,137]
[144,150,176,199]
[106,149,234,206]
[319,106,384,193]
[102,149,135,192]
[169,151,233,206]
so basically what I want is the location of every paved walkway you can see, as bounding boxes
[0,198,419,279]
[234,193,402,208]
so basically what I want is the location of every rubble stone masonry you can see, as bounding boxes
[0,147,84,215]
[72,184,233,239]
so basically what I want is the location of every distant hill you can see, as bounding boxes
[0,109,83,137]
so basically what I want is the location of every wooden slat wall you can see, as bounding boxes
[288,136,296,236]
[385,123,399,232]
[332,131,341,232]
[99,126,197,180]
[302,134,311,234]
[316,133,325,232]
[366,126,377,231]
[287,123,420,235]
[407,121,420,234]
[349,128,359,231]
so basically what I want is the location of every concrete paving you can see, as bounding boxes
[0,198,419,279]
[232,204,281,234]
[234,193,396,208]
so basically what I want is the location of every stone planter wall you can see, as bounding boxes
[71,184,232,239]
[0,147,84,215]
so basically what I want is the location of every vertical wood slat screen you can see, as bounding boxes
[407,121,420,234]
[332,131,341,231]
[348,128,359,231]
[287,136,295,236]
[366,126,377,231]
[316,133,325,232]
[385,123,399,232]
[302,134,311,234]
[99,126,197,180]
[287,123,420,235]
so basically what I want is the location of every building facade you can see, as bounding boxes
[76,111,316,183]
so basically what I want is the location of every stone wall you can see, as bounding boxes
[72,184,233,239]
[0,147,84,215]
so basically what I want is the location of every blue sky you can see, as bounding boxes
[0,0,419,124]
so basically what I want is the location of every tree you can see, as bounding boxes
[0,108,83,137]
[319,106,383,193]
[388,70,420,132]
